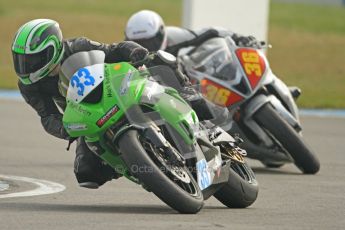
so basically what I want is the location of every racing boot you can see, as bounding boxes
[74,137,120,189]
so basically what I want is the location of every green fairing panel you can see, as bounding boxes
[61,60,200,178]
[155,90,198,144]
[139,67,199,144]
[62,56,198,144]
[63,61,146,137]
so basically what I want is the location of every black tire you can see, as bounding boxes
[214,161,258,208]
[118,130,204,214]
[254,103,320,174]
[262,162,284,168]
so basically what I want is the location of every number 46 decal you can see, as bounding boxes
[71,68,95,96]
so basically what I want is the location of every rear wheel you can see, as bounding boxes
[118,130,203,214]
[254,103,320,174]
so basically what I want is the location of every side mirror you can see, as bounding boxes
[157,50,176,65]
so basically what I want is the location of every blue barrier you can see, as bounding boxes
[1,90,344,118]
[0,90,22,101]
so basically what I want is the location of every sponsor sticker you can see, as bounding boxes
[65,123,88,131]
[119,70,134,96]
[96,105,120,127]
[104,74,113,98]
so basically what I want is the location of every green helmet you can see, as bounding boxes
[11,19,64,85]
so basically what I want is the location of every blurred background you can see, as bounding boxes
[0,0,344,108]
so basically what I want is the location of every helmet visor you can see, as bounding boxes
[13,46,54,76]
[132,29,165,52]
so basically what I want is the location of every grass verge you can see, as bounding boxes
[1,1,344,108]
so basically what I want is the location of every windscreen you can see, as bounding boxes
[189,38,238,82]
[59,50,105,100]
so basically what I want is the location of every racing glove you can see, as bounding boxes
[232,34,262,49]
[129,47,149,63]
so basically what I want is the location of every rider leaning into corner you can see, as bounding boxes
[124,10,262,56]
[124,10,262,129]
[11,18,149,189]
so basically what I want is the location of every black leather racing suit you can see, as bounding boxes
[164,26,236,56]
[18,37,145,186]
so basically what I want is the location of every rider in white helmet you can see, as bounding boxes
[125,10,259,127]
[125,10,261,55]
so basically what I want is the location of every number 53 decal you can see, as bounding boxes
[66,63,104,103]
[71,68,95,96]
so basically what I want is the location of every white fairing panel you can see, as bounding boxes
[67,64,104,103]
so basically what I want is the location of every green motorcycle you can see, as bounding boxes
[59,50,258,213]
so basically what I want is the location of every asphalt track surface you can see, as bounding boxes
[1,99,344,230]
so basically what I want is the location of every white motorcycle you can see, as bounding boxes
[180,37,320,174]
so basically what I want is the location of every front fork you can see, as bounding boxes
[235,89,302,151]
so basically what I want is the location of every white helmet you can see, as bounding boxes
[125,10,167,51]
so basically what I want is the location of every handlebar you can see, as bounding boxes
[259,41,272,49]
[130,51,178,69]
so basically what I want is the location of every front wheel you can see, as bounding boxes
[254,103,320,174]
[118,130,204,214]
[214,161,258,208]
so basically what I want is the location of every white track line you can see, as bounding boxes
[0,181,9,191]
[0,175,65,199]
